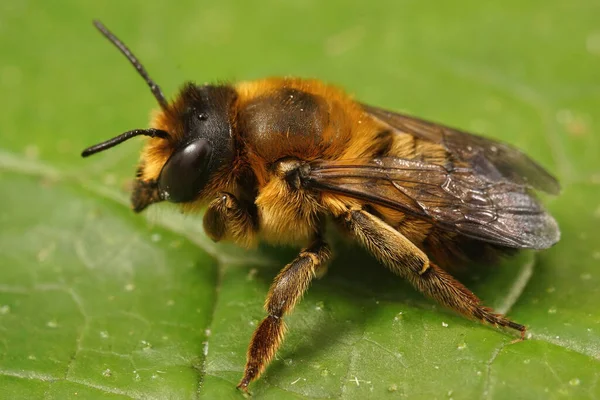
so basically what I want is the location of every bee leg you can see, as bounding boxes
[341,209,526,338]
[237,238,331,392]
[202,192,257,248]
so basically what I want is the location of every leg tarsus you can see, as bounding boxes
[237,239,331,390]
[418,264,525,334]
[509,322,527,343]
[237,315,285,391]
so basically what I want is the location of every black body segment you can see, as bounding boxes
[172,84,237,165]
[239,88,330,160]
[156,84,237,202]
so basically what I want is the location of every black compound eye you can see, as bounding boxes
[158,139,212,203]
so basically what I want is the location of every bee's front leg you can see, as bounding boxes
[237,238,331,392]
[202,192,257,248]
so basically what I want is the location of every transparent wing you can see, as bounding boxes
[362,104,561,195]
[307,157,559,249]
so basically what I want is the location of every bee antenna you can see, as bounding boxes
[93,20,169,110]
[81,128,169,157]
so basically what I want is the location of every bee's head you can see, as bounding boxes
[82,21,236,212]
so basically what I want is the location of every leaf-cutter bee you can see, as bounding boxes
[82,21,560,391]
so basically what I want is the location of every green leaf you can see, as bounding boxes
[1,1,599,399]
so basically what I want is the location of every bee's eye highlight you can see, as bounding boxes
[158,139,212,203]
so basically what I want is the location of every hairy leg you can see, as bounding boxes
[237,239,331,391]
[202,192,257,248]
[340,209,526,337]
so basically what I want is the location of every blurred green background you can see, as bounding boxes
[1,1,599,399]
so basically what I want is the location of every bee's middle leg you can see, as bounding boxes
[237,238,331,391]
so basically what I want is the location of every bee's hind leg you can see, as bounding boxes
[237,237,331,392]
[339,208,526,339]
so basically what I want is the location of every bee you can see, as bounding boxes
[82,21,560,391]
